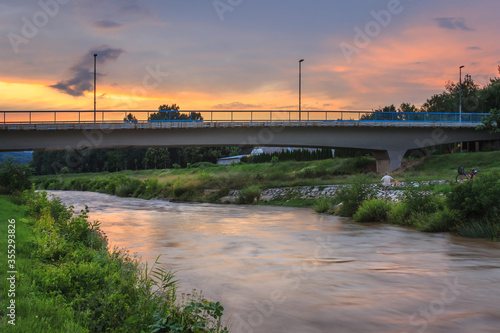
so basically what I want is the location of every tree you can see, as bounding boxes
[124,113,137,122]
[144,148,170,169]
[478,108,500,134]
[0,158,32,194]
[149,104,203,121]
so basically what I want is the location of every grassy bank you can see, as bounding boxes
[33,151,500,204]
[0,192,229,332]
[314,172,500,241]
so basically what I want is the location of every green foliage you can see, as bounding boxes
[478,108,500,134]
[455,219,500,240]
[387,202,412,225]
[414,210,455,232]
[353,199,393,222]
[0,158,32,194]
[335,176,377,217]
[313,198,338,214]
[1,191,229,332]
[238,185,261,204]
[400,183,443,214]
[446,171,500,221]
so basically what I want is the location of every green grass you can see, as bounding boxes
[32,151,500,206]
[404,151,500,180]
[0,193,229,332]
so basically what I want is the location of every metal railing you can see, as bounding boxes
[0,110,490,125]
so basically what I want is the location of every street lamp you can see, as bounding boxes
[94,53,97,123]
[299,59,304,122]
[459,65,465,153]
[459,65,464,120]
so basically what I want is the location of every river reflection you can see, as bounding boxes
[49,191,500,333]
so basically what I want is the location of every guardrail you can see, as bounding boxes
[0,110,490,125]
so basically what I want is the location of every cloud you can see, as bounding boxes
[466,46,481,50]
[434,17,474,31]
[212,102,263,109]
[93,19,122,29]
[50,46,124,97]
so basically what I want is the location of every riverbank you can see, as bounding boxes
[31,151,500,240]
[0,192,229,332]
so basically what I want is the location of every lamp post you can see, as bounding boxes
[459,65,464,120]
[94,54,97,123]
[299,59,304,122]
[459,65,465,153]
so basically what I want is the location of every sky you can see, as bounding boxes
[1,0,499,112]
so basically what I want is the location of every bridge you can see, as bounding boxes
[1,110,498,173]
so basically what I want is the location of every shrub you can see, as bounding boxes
[401,183,443,214]
[0,158,32,194]
[446,171,500,222]
[387,202,412,225]
[456,219,500,240]
[415,209,455,232]
[335,176,377,217]
[238,185,261,204]
[354,199,393,222]
[313,198,338,214]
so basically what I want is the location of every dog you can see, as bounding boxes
[393,180,401,187]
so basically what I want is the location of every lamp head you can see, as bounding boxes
[299,59,304,63]
[459,65,464,69]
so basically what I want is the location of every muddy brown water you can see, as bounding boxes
[49,191,500,333]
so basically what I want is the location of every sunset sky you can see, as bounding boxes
[1,0,499,111]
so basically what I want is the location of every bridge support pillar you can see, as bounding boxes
[372,149,407,173]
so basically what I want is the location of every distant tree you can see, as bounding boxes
[361,103,418,120]
[149,104,203,121]
[144,148,170,169]
[124,113,137,122]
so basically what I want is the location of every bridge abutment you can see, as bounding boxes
[372,149,407,173]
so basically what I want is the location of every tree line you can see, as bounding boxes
[366,67,500,116]
[31,146,242,175]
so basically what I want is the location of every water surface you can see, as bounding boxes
[50,191,500,333]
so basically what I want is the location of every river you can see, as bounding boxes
[49,191,500,333]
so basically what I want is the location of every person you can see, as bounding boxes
[381,172,395,191]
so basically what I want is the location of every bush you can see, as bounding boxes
[335,176,377,217]
[415,210,455,232]
[238,185,261,204]
[387,202,412,225]
[401,183,443,214]
[313,198,338,214]
[447,171,500,222]
[17,190,229,332]
[456,219,500,240]
[0,158,32,194]
[354,199,393,222]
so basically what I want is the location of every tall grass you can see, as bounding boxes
[0,192,229,332]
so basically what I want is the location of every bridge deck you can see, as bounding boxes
[0,120,481,131]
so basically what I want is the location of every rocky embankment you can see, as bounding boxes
[220,180,448,203]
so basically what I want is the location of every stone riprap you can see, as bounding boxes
[219,180,448,203]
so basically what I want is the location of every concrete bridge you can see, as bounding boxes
[1,110,498,172]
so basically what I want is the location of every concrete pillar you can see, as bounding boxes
[372,149,407,173]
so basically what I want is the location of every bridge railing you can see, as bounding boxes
[0,110,491,125]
